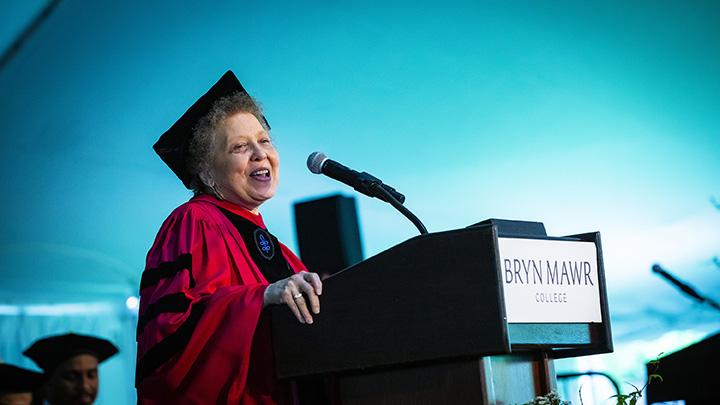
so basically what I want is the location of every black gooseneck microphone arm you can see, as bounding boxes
[370,182,428,235]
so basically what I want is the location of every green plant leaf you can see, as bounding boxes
[578,384,584,405]
[649,374,664,383]
[610,393,629,405]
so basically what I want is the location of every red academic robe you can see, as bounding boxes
[136,194,305,405]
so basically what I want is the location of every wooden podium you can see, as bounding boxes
[271,219,613,404]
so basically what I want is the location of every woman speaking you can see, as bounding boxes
[136,71,322,404]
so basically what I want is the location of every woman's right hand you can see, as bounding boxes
[263,271,322,324]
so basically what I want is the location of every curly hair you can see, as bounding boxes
[187,91,268,195]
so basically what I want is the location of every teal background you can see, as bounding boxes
[0,1,718,403]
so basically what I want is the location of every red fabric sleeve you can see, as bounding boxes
[136,200,302,405]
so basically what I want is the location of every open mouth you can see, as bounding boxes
[250,169,271,180]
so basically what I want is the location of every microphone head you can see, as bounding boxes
[307,152,328,174]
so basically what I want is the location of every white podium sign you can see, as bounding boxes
[497,237,603,323]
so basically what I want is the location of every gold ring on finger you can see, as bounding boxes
[293,293,303,300]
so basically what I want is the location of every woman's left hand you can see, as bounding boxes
[263,271,323,324]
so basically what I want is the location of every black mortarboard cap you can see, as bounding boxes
[153,70,269,189]
[22,333,119,373]
[0,364,44,393]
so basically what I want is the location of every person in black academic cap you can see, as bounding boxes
[23,333,118,405]
[136,71,322,404]
[0,363,44,405]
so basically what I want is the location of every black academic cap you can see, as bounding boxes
[153,70,269,189]
[22,333,119,373]
[0,364,44,393]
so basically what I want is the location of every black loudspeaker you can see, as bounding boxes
[293,194,363,278]
[646,332,720,405]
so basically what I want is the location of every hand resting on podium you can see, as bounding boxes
[264,271,323,324]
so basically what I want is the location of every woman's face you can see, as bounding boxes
[210,112,279,212]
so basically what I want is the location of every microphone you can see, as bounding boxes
[652,264,708,303]
[307,152,406,204]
